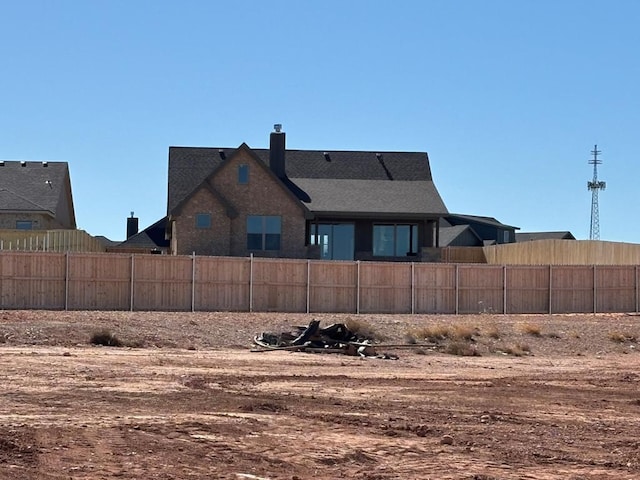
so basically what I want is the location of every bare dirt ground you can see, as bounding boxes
[1,310,640,479]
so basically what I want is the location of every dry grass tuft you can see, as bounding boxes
[608,331,637,343]
[485,325,501,339]
[409,324,479,343]
[445,341,480,357]
[451,325,477,341]
[520,323,542,336]
[500,342,531,357]
[345,317,381,341]
[408,325,450,342]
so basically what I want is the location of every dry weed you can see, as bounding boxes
[520,323,542,336]
[345,317,381,341]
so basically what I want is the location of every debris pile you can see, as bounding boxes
[253,320,396,358]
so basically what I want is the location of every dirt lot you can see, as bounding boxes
[1,310,640,479]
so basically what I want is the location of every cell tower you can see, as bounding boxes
[587,144,606,240]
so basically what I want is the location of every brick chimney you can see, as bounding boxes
[269,124,286,179]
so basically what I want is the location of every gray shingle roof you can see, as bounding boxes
[291,178,447,216]
[168,146,447,217]
[446,214,519,230]
[117,217,170,249]
[439,224,481,246]
[516,231,575,242]
[0,161,70,217]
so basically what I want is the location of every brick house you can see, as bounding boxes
[0,160,76,230]
[166,125,449,261]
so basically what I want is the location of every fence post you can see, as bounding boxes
[64,252,69,311]
[503,265,507,314]
[130,254,135,312]
[593,265,597,314]
[356,261,360,314]
[411,262,415,315]
[249,254,254,312]
[548,264,552,314]
[636,265,638,313]
[455,264,459,315]
[191,253,196,313]
[306,260,310,314]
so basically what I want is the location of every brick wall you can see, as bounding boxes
[174,148,308,258]
[0,213,63,230]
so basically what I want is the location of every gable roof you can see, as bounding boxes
[439,224,484,247]
[516,231,576,242]
[116,217,170,250]
[168,146,447,217]
[0,160,75,225]
[169,144,310,218]
[445,214,519,230]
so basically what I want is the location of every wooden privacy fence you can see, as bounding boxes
[0,251,639,314]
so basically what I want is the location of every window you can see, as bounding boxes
[373,224,418,256]
[503,230,510,243]
[238,164,249,184]
[309,223,354,260]
[195,213,211,229]
[16,220,33,230]
[247,215,281,250]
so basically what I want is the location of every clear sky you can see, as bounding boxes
[2,1,639,243]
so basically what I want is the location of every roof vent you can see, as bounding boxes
[218,149,226,160]
[45,180,52,188]
[42,161,48,167]
[323,152,331,162]
[20,161,26,167]
[274,123,282,133]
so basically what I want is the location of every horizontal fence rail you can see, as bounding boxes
[0,251,638,314]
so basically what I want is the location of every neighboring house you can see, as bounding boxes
[0,160,76,230]
[109,214,170,254]
[166,125,449,261]
[516,231,576,242]
[440,214,519,246]
[439,223,485,247]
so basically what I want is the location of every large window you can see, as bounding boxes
[309,223,354,260]
[247,216,281,250]
[373,224,418,256]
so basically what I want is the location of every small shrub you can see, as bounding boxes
[345,318,380,341]
[608,331,636,343]
[451,325,477,341]
[521,323,542,336]
[502,342,531,356]
[403,333,417,344]
[445,341,480,356]
[411,325,451,342]
[485,325,501,339]
[89,329,123,347]
[546,331,562,339]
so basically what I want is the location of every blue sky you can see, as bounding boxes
[2,1,639,242]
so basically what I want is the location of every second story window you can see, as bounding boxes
[16,220,33,230]
[238,164,249,184]
[195,213,211,229]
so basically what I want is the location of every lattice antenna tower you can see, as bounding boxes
[587,144,606,240]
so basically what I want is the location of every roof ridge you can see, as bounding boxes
[0,186,52,213]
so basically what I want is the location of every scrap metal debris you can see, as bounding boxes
[253,320,397,359]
